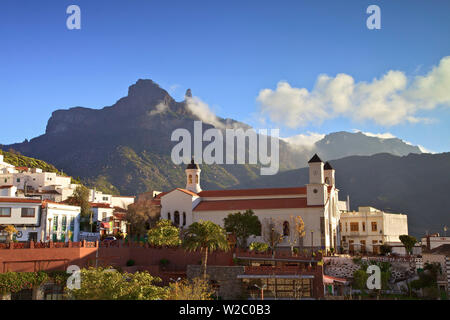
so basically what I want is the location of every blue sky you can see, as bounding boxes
[1,0,449,152]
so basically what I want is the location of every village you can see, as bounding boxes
[0,152,449,300]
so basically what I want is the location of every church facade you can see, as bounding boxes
[156,154,348,251]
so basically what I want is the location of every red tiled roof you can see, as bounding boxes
[14,166,29,171]
[0,197,41,204]
[113,212,126,220]
[323,275,348,284]
[197,187,307,198]
[193,197,323,211]
[113,206,127,212]
[154,192,167,199]
[0,185,14,189]
[90,203,113,208]
[112,195,135,198]
[175,188,198,197]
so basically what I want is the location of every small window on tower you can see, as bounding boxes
[371,222,377,232]
[188,175,192,184]
[195,175,198,183]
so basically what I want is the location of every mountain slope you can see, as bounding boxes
[1,79,424,196]
[235,152,450,238]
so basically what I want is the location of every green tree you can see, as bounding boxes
[66,185,94,232]
[183,220,229,279]
[380,243,392,255]
[67,267,169,300]
[353,269,369,291]
[147,219,181,247]
[399,235,417,255]
[224,210,261,248]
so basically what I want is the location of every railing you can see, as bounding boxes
[235,249,322,261]
[244,265,319,275]
[0,240,98,249]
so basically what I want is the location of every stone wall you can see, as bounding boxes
[186,265,245,300]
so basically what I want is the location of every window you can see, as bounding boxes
[102,212,107,220]
[174,211,180,226]
[0,207,11,217]
[17,178,20,183]
[283,221,290,236]
[350,222,359,232]
[345,222,348,232]
[320,217,325,247]
[61,216,67,231]
[183,212,186,226]
[44,284,64,300]
[102,196,109,201]
[167,212,171,220]
[362,222,365,232]
[21,208,35,218]
[195,175,199,183]
[188,175,192,184]
[371,222,377,232]
[53,216,58,231]
[70,217,75,231]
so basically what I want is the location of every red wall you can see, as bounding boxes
[0,243,233,273]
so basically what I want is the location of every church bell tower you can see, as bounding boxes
[185,158,202,193]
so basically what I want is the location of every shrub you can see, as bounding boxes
[159,259,170,267]
[126,259,135,267]
[249,242,269,253]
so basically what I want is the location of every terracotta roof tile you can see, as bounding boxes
[198,187,307,198]
[0,197,41,204]
[193,198,323,211]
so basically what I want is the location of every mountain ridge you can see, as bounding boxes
[0,79,427,196]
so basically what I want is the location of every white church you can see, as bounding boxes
[155,154,349,251]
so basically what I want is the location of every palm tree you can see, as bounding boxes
[183,220,229,279]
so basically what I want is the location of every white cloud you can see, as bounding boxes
[352,129,396,139]
[186,96,224,129]
[257,56,450,128]
[149,102,169,116]
[281,132,325,148]
[418,145,435,154]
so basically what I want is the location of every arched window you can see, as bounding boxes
[195,175,199,183]
[167,212,171,221]
[325,177,330,185]
[283,221,290,237]
[188,175,193,184]
[183,212,186,226]
[174,211,180,226]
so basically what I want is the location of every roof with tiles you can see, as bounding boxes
[193,197,324,211]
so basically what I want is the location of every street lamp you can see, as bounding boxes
[170,277,182,298]
[254,284,267,300]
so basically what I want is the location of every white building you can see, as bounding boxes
[0,187,81,243]
[158,155,346,251]
[340,206,408,254]
[421,234,450,250]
